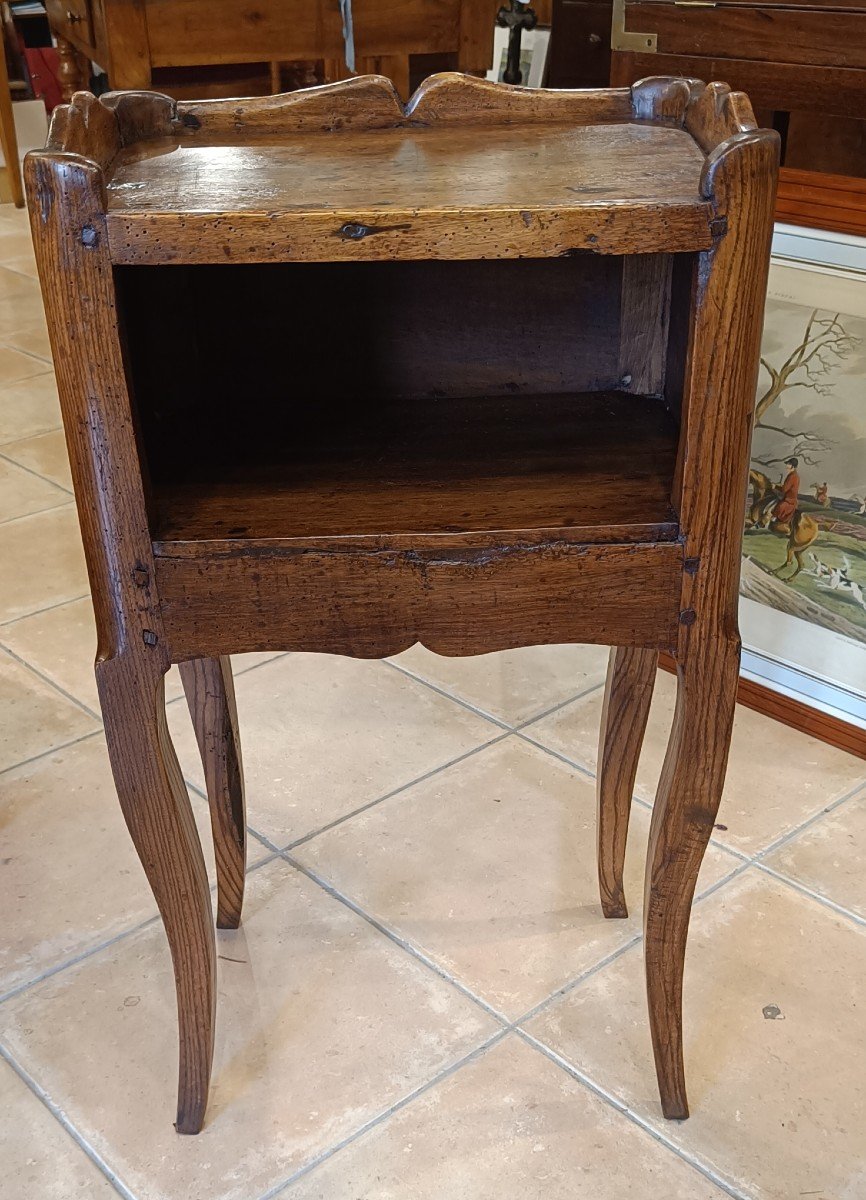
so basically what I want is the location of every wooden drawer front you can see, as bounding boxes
[46,0,94,48]
[155,540,683,661]
[623,3,866,69]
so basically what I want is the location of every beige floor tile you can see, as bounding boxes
[764,787,866,918]
[0,733,269,995]
[0,1059,117,1199]
[290,1034,728,1200]
[297,737,739,1018]
[0,227,34,263]
[0,505,88,622]
[389,642,609,725]
[0,647,98,771]
[0,289,48,334]
[525,870,866,1200]
[0,371,61,444]
[527,669,866,856]
[0,858,497,1200]
[0,454,68,521]
[1,596,181,712]
[2,319,52,362]
[166,652,499,847]
[0,345,49,386]
[0,255,39,281]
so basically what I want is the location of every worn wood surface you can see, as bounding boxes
[155,541,684,661]
[597,646,658,918]
[179,657,246,929]
[25,149,217,1134]
[146,391,678,545]
[34,74,782,263]
[644,126,779,1120]
[103,116,712,263]
[28,74,779,1131]
[619,254,673,396]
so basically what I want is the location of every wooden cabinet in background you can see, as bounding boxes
[47,0,499,102]
[610,0,866,176]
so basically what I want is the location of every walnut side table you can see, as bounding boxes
[26,74,779,1134]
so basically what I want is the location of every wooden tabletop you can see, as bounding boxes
[39,73,767,263]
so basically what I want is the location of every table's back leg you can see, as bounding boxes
[98,652,216,1134]
[179,656,247,929]
[642,630,739,1117]
[596,646,658,918]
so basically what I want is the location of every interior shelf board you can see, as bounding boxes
[150,390,680,549]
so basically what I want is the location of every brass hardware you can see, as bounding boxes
[611,0,657,52]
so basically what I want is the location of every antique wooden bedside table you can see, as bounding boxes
[26,73,778,1134]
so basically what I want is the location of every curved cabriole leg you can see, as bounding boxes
[596,646,658,918]
[179,656,247,929]
[97,654,216,1135]
[643,631,740,1119]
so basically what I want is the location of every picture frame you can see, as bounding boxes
[738,220,866,745]
[486,24,551,89]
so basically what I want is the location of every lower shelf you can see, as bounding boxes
[150,390,679,547]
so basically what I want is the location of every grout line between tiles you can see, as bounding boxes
[751,777,866,864]
[513,935,643,1028]
[0,726,104,779]
[0,1041,140,1200]
[514,1030,755,1200]
[281,731,511,852]
[260,1030,510,1200]
[383,658,513,729]
[0,848,282,1007]
[753,862,866,928]
[0,591,90,627]
[384,655,606,735]
[283,852,512,1025]
[0,446,74,496]
[512,679,606,730]
[0,638,103,722]
[0,496,71,526]
[513,729,597,781]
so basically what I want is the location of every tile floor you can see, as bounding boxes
[1,197,865,1200]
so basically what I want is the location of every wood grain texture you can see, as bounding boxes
[97,655,216,1134]
[102,111,714,262]
[619,254,673,395]
[776,168,866,237]
[141,390,679,546]
[645,126,779,1120]
[623,3,866,70]
[154,541,684,662]
[25,149,216,1135]
[597,646,658,918]
[45,91,122,171]
[612,51,866,120]
[179,657,246,930]
[0,26,24,207]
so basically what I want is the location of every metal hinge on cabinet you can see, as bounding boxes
[611,0,657,52]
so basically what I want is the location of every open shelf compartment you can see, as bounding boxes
[118,254,685,551]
